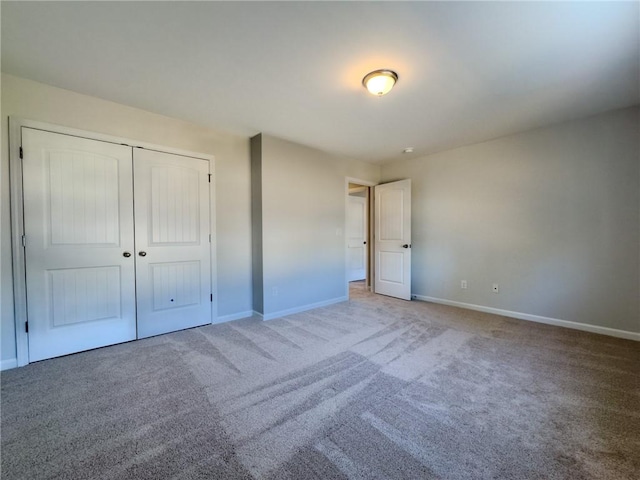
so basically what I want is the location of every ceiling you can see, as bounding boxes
[2,1,638,164]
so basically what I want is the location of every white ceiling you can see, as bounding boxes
[2,1,638,164]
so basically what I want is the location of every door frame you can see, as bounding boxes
[9,117,217,367]
[344,177,377,298]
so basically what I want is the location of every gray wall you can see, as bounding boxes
[259,134,379,317]
[381,107,640,333]
[250,134,264,314]
[1,74,254,363]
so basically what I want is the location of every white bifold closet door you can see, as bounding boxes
[133,149,211,339]
[22,129,137,362]
[22,128,211,362]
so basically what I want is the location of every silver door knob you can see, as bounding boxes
[138,251,147,257]
[123,252,132,258]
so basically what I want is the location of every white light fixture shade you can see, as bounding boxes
[362,70,398,96]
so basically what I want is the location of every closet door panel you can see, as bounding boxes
[134,149,211,338]
[22,128,136,362]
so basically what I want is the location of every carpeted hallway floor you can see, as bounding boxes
[2,282,639,479]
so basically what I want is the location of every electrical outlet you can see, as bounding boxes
[461,280,467,289]
[492,283,499,293]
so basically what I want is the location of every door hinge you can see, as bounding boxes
[210,294,213,302]
[19,146,23,159]
[25,322,29,333]
[209,234,211,243]
[208,174,211,183]
[21,235,26,247]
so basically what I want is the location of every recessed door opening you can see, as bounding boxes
[346,179,374,299]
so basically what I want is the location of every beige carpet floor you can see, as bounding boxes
[2,282,639,479]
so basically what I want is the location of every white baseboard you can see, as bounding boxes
[414,295,640,341]
[214,310,255,324]
[263,296,348,321]
[1,358,18,371]
[253,311,264,320]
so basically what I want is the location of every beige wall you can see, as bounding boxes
[259,134,379,317]
[381,107,640,334]
[1,74,253,363]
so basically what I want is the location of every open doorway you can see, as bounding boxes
[346,179,375,299]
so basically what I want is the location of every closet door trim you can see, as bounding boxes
[9,117,216,367]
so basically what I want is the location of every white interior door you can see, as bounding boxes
[347,195,367,281]
[374,179,412,300]
[22,128,137,362]
[133,149,212,338]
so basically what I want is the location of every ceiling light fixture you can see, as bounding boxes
[362,69,398,96]
[403,147,414,154]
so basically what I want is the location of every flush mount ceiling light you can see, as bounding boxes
[362,69,398,96]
